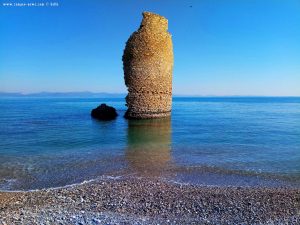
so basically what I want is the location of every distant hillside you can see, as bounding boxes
[0,92,126,98]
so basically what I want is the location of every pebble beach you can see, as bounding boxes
[1,177,299,224]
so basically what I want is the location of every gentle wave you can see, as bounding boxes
[0,97,300,190]
[0,175,124,193]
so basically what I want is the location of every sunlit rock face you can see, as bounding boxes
[123,12,174,119]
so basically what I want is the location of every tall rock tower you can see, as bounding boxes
[123,12,173,119]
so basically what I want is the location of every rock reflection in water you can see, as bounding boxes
[125,117,171,176]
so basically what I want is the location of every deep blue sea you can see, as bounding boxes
[0,97,300,190]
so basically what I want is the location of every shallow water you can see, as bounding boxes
[0,97,299,190]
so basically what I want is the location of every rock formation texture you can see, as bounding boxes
[123,12,173,119]
[91,104,118,120]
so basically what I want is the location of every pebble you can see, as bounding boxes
[0,177,299,224]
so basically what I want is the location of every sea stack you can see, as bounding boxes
[123,12,174,119]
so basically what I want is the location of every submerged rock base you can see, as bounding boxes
[124,109,170,119]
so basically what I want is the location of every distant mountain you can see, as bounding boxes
[0,92,126,98]
[1,92,296,98]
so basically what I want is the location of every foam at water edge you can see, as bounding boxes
[0,175,124,193]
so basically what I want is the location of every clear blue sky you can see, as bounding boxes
[1,0,299,96]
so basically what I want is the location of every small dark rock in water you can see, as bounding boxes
[91,104,118,120]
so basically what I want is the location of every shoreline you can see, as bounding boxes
[1,177,299,224]
[2,164,300,192]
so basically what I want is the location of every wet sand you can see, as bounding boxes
[0,177,299,224]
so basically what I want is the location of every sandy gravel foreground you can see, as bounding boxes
[0,177,300,224]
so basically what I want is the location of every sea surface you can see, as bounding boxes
[0,97,300,191]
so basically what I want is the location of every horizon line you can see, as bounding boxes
[0,91,299,98]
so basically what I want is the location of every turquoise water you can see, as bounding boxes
[0,97,300,190]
